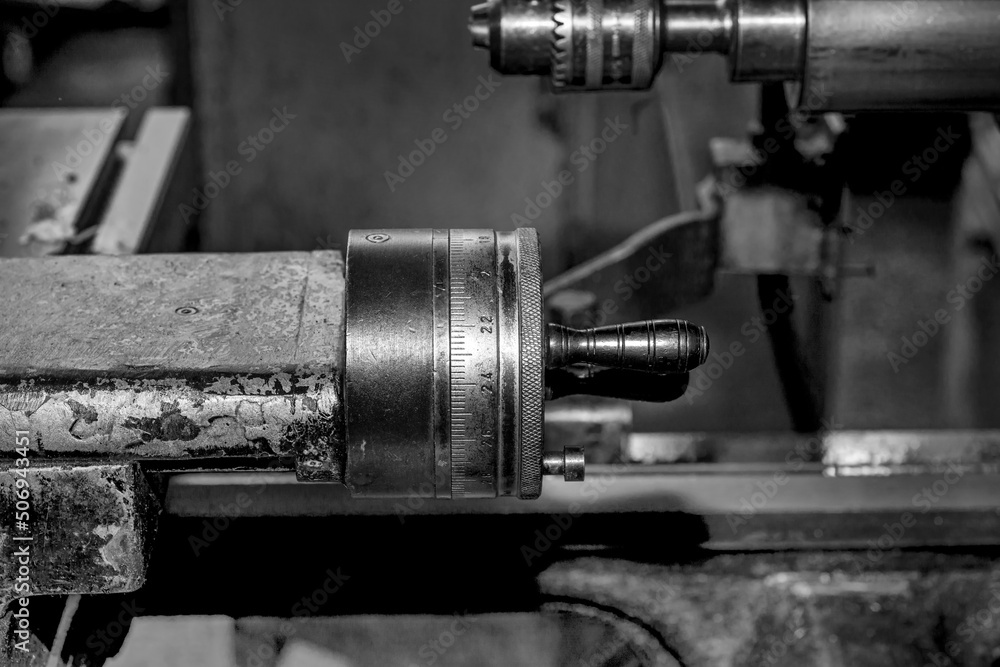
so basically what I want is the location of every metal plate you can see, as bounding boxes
[0,109,125,257]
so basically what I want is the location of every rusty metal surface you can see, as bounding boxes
[0,376,340,462]
[0,464,158,662]
[0,252,345,476]
[0,465,156,600]
[539,553,1000,666]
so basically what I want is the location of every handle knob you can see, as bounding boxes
[546,320,710,375]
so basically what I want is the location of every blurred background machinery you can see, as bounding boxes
[3,1,1000,665]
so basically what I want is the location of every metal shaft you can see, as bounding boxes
[796,0,1000,111]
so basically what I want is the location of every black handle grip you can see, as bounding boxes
[546,320,710,375]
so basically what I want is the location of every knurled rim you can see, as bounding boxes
[552,0,572,88]
[517,228,544,499]
[631,0,655,88]
[584,0,605,89]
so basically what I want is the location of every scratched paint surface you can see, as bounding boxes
[0,374,341,459]
[0,252,345,464]
[0,465,154,600]
[0,251,343,374]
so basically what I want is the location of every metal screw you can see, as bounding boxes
[366,234,392,244]
[175,307,199,316]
